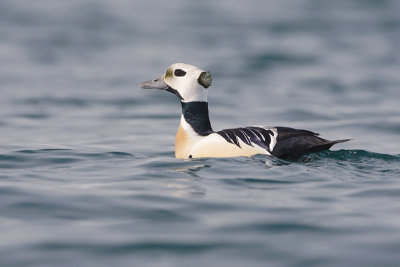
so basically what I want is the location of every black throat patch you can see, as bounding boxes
[181,101,213,136]
[166,86,184,101]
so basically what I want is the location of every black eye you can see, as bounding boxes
[174,69,186,77]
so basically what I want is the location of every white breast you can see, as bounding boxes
[188,133,270,158]
[175,115,274,159]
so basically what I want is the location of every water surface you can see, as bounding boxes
[1,0,400,266]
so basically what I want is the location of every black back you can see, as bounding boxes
[271,127,349,160]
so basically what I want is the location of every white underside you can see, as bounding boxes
[175,116,275,159]
[189,133,271,158]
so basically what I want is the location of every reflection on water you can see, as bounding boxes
[171,163,211,177]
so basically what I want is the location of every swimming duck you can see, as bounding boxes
[139,63,349,160]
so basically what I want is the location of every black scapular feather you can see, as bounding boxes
[217,127,274,150]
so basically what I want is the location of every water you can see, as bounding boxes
[1,0,400,266]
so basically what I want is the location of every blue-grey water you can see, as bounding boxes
[1,0,400,266]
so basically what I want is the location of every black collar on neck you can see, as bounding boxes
[181,101,213,136]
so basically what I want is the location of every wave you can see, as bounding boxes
[301,149,400,162]
[0,149,137,169]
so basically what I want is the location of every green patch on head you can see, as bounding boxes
[165,68,173,79]
[198,71,212,88]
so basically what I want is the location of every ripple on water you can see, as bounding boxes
[299,150,400,179]
[22,97,90,107]
[33,240,234,254]
[0,149,138,169]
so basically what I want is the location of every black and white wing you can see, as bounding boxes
[216,126,277,152]
[217,126,350,160]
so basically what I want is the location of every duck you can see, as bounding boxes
[139,63,349,160]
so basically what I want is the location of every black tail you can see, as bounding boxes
[271,127,350,160]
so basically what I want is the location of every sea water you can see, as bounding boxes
[1,0,400,266]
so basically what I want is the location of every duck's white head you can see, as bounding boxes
[139,63,212,102]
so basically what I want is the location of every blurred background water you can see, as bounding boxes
[1,0,400,266]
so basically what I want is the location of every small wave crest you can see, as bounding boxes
[0,149,137,169]
[303,149,400,162]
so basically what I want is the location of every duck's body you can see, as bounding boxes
[140,63,349,160]
[176,123,276,159]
